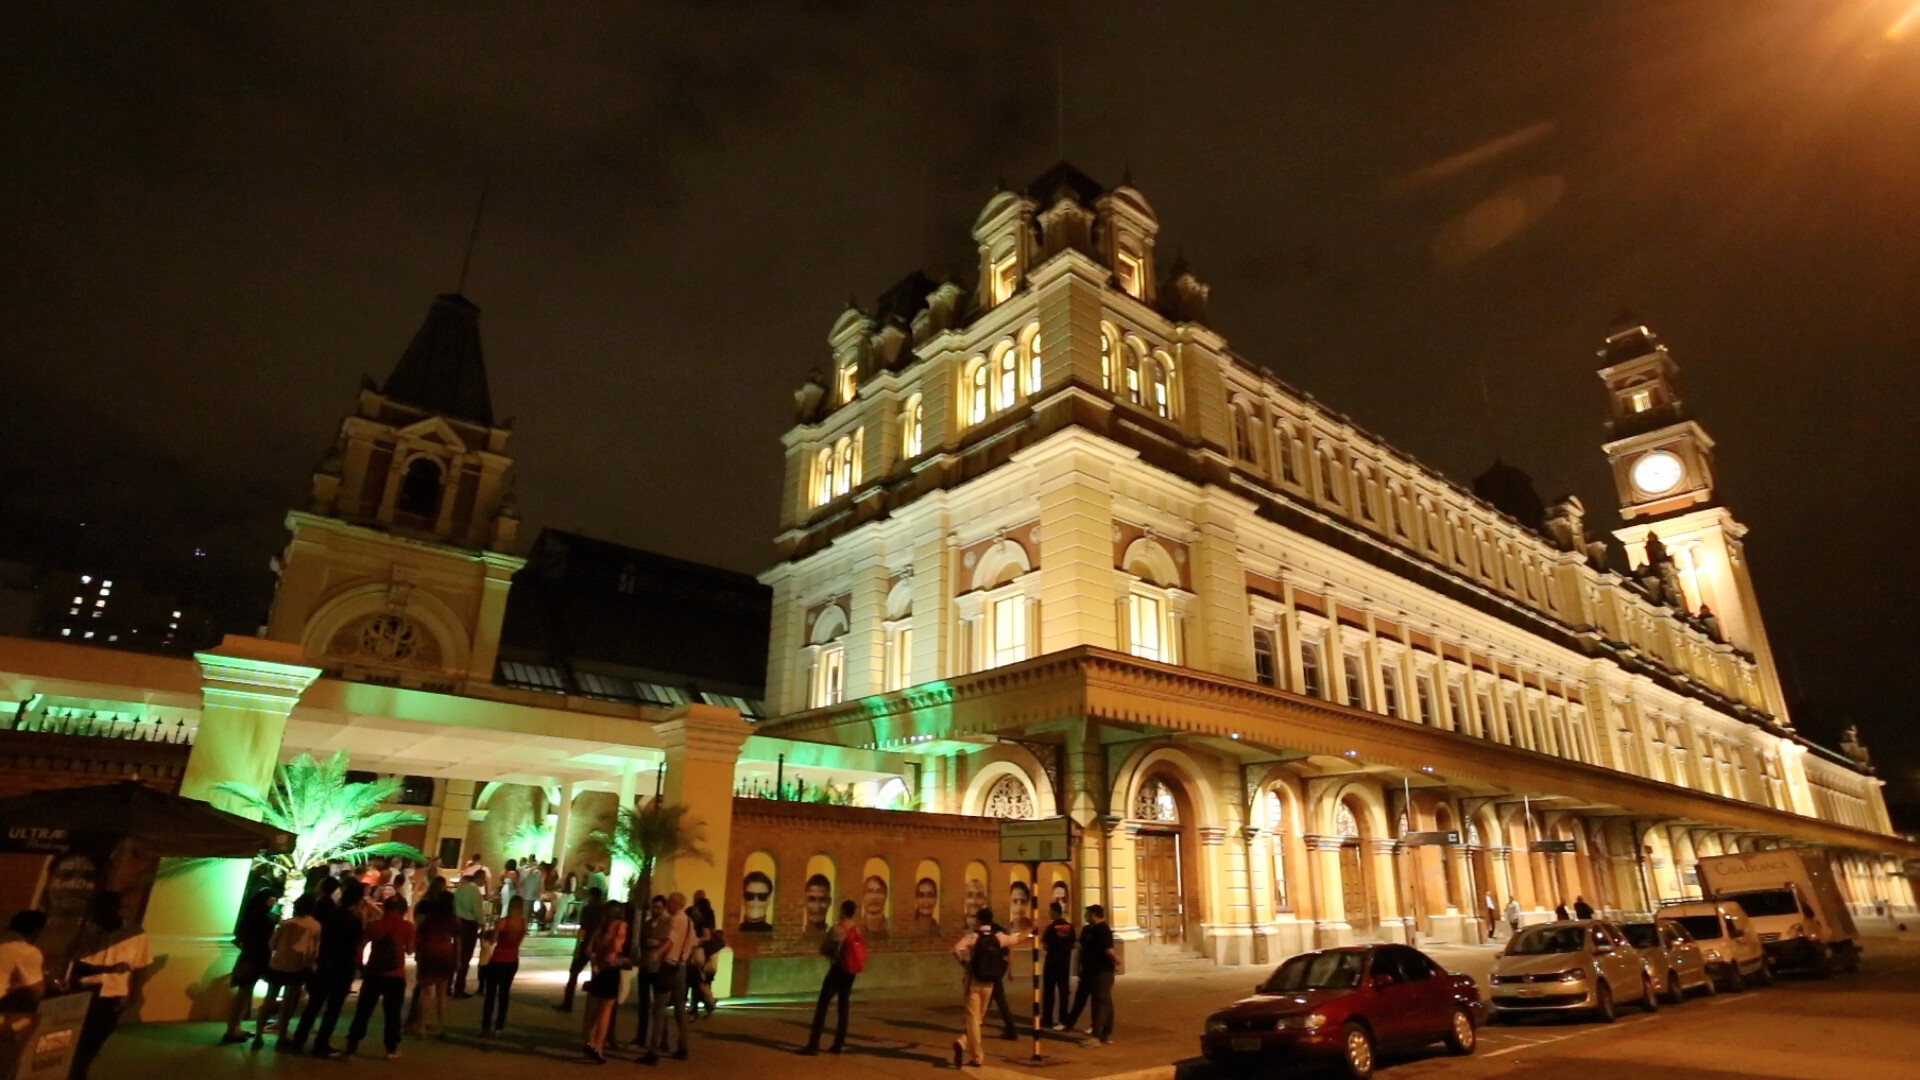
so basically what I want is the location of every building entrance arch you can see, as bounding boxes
[1130,771,1195,947]
[1330,792,1381,936]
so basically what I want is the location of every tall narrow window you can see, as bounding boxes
[1301,642,1323,698]
[837,362,858,404]
[1476,694,1494,739]
[1276,424,1298,483]
[1320,452,1339,503]
[1116,251,1142,297]
[1448,685,1469,734]
[1150,356,1170,417]
[968,361,989,425]
[1417,677,1436,726]
[992,253,1019,304]
[1232,404,1255,461]
[896,626,914,688]
[1343,654,1368,709]
[1355,469,1375,521]
[1027,329,1043,394]
[1128,594,1164,662]
[901,394,924,458]
[397,457,443,519]
[1265,790,1290,911]
[1099,332,1113,389]
[811,646,845,708]
[998,348,1018,410]
[1379,664,1400,718]
[1252,630,1276,687]
[1126,360,1141,405]
[991,595,1027,668]
[812,448,835,506]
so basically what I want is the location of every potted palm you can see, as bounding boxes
[214,751,427,902]
[588,799,710,908]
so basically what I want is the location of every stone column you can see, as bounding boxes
[655,705,753,903]
[1306,835,1351,947]
[466,551,522,684]
[1106,819,1141,968]
[551,779,577,875]
[142,638,320,1022]
[429,778,479,866]
[1368,837,1407,943]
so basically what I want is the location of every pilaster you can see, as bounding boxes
[656,705,754,903]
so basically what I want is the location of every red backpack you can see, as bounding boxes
[840,925,867,975]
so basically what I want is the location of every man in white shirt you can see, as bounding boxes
[643,892,697,1064]
[70,892,151,1080]
[452,873,485,998]
[0,910,48,1013]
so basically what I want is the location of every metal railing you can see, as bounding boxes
[2,704,197,744]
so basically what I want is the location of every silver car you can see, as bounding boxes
[1489,920,1659,1023]
[1621,920,1714,1004]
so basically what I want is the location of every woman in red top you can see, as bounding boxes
[405,892,460,1036]
[581,901,629,1064]
[481,897,528,1037]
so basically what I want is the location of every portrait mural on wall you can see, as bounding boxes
[740,865,774,932]
[913,859,941,936]
[964,861,990,922]
[804,872,834,932]
[1047,871,1070,918]
[1008,876,1034,933]
[861,857,891,938]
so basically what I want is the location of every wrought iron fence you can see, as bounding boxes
[1,703,197,744]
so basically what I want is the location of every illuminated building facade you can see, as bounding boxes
[757,163,1915,965]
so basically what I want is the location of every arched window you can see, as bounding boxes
[1099,324,1118,390]
[1134,777,1178,823]
[834,435,854,496]
[1252,630,1276,686]
[983,774,1034,820]
[1023,323,1043,394]
[996,344,1018,410]
[1301,642,1323,698]
[1319,451,1339,503]
[1354,466,1375,521]
[1334,801,1361,838]
[812,447,835,507]
[397,457,443,519]
[1265,789,1290,910]
[1231,402,1255,461]
[966,359,989,425]
[1125,358,1142,405]
[1275,422,1299,483]
[900,394,924,458]
[1149,352,1172,418]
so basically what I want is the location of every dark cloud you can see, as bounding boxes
[4,1,1918,808]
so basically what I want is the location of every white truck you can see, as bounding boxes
[1696,849,1859,976]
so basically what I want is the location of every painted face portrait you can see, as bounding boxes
[913,878,939,923]
[1051,880,1069,910]
[861,875,889,933]
[1008,881,1032,930]
[963,877,987,916]
[804,874,832,931]
[740,871,773,931]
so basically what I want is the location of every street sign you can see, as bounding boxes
[999,817,1073,863]
[1529,839,1577,854]
[1405,830,1460,847]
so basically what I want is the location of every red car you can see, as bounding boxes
[1200,944,1486,1079]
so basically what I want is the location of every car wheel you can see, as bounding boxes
[1592,981,1616,1024]
[1339,1022,1375,1080]
[1726,964,1745,993]
[1444,1008,1476,1055]
[1640,976,1660,1013]
[1699,970,1717,997]
[1663,970,1685,1006]
[1841,944,1860,974]
[1812,948,1834,979]
[1754,959,1773,987]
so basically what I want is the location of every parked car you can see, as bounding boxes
[1698,850,1860,976]
[1201,943,1486,1079]
[1656,900,1771,991]
[1620,920,1714,1003]
[1489,920,1658,1023]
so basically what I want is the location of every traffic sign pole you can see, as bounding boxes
[1029,860,1042,1062]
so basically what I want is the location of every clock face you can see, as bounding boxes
[1631,450,1685,496]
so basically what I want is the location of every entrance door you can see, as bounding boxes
[1339,842,1372,931]
[1135,831,1184,944]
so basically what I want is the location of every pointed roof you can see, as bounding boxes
[381,293,494,425]
[1025,161,1106,208]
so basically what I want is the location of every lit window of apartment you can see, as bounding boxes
[990,595,1027,668]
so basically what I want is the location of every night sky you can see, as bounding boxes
[5,3,1918,817]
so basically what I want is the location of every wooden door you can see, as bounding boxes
[1339,842,1371,931]
[1135,831,1184,944]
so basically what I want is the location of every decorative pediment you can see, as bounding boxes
[396,415,470,454]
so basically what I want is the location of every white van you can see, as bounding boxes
[1655,900,1769,991]
[1697,850,1859,976]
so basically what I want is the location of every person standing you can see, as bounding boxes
[1573,896,1594,920]
[685,891,717,1019]
[643,892,698,1064]
[341,896,414,1060]
[1040,903,1076,1030]
[621,895,667,1052]
[587,863,609,899]
[519,861,546,931]
[1504,897,1521,937]
[1062,904,1116,1045]
[481,896,528,1037]
[0,909,48,1011]
[798,899,865,1055]
[581,901,629,1064]
[452,870,485,999]
[290,880,365,1057]
[951,907,1024,1068]
[68,891,152,1080]
[1483,892,1498,938]
[406,890,459,1035]
[1554,900,1571,922]
[557,886,606,1011]
[221,888,279,1045]
[258,894,322,1049]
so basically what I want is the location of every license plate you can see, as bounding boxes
[1231,1037,1262,1053]
[1517,987,1543,997]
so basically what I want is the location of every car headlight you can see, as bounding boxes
[1276,1013,1328,1031]
[1206,1019,1228,1034]
[1704,949,1721,961]
[1557,970,1584,982]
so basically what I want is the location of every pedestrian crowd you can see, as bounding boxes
[0,891,153,1080]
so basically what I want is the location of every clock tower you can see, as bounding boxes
[1595,320,1789,721]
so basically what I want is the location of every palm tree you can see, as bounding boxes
[588,800,710,906]
[215,751,427,897]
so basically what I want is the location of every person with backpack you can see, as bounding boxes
[798,899,865,1055]
[951,907,1026,1068]
[1039,903,1076,1030]
[340,896,413,1060]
